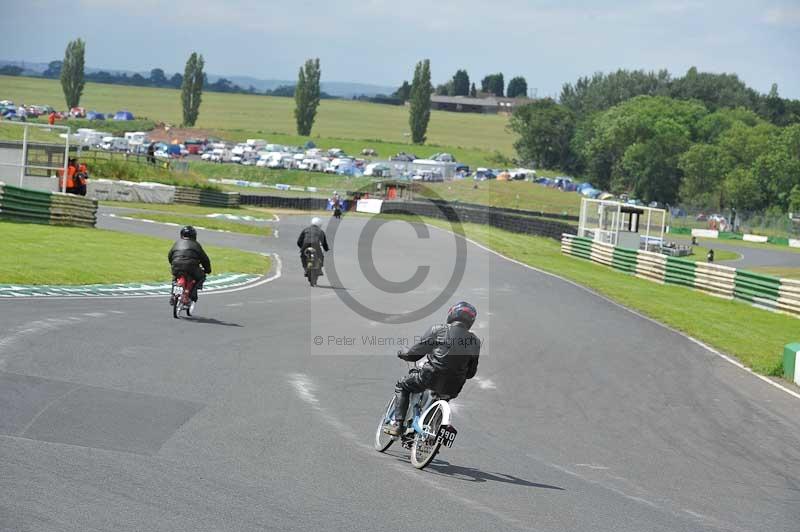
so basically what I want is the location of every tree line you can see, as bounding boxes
[12,58,331,99]
[394,70,529,100]
[510,68,800,213]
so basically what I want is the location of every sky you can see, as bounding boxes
[2,0,799,98]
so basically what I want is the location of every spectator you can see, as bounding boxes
[147,142,156,165]
[48,111,56,125]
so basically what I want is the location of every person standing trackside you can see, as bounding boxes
[147,142,156,165]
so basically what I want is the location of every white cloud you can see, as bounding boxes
[763,5,800,27]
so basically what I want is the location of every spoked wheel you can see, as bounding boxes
[374,395,397,452]
[410,403,444,469]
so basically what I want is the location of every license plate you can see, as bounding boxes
[436,425,457,447]
[172,286,183,295]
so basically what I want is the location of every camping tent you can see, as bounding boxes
[87,111,105,120]
[113,110,134,121]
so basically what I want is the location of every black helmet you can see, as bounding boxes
[446,301,477,329]
[180,225,197,240]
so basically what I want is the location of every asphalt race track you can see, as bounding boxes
[673,237,800,269]
[1,213,799,532]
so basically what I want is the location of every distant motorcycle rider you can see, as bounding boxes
[297,217,329,273]
[168,226,212,302]
[386,301,481,436]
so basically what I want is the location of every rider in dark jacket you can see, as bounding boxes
[297,217,329,271]
[386,301,481,435]
[168,226,211,302]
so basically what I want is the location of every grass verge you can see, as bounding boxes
[685,247,740,262]
[101,200,272,217]
[751,267,800,280]
[387,215,796,377]
[0,221,270,285]
[125,213,272,236]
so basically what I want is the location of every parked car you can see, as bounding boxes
[473,168,496,180]
[391,152,417,162]
[184,139,205,154]
[100,136,129,151]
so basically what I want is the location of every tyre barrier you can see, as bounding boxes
[0,182,97,227]
[174,186,240,208]
[561,234,800,319]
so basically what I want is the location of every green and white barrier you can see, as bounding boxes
[561,234,800,319]
[0,182,97,227]
[784,343,800,385]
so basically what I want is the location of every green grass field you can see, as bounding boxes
[0,75,515,154]
[422,178,581,215]
[751,266,800,279]
[382,215,795,377]
[686,246,740,262]
[0,221,270,285]
[101,200,271,217]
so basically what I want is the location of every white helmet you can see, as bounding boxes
[311,217,322,227]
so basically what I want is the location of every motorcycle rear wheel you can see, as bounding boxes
[410,403,444,469]
[172,294,180,319]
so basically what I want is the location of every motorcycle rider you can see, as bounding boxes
[297,217,329,274]
[168,226,212,303]
[386,301,481,436]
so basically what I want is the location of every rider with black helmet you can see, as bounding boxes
[386,301,481,436]
[168,226,212,302]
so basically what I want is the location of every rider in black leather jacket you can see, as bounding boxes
[168,226,211,301]
[297,217,329,270]
[387,302,481,435]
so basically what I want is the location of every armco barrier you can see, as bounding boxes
[0,183,97,227]
[381,200,574,240]
[561,234,800,318]
[238,195,575,240]
[240,195,329,210]
[175,187,240,208]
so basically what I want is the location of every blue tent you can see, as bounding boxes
[87,111,105,120]
[304,140,316,149]
[113,110,134,121]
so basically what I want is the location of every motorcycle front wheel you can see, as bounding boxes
[374,395,397,452]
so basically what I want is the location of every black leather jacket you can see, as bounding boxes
[168,239,212,273]
[400,322,480,396]
[297,225,329,252]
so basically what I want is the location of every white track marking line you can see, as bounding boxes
[425,223,800,402]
